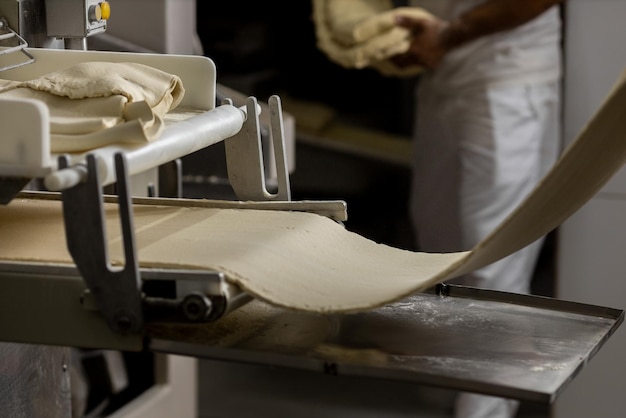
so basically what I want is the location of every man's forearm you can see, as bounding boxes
[442,0,564,51]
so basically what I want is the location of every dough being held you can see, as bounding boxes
[340,6,437,46]
[324,0,395,46]
[312,0,433,77]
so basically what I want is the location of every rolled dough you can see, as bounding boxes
[1,71,625,314]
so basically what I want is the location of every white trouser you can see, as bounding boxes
[410,80,561,417]
[411,80,561,292]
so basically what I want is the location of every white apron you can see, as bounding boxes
[406,3,563,417]
[407,0,563,290]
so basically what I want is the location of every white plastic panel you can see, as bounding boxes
[0,97,51,176]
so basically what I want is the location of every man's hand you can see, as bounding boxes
[392,15,450,70]
[391,0,565,71]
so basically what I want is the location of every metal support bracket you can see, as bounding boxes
[56,152,251,335]
[60,153,144,334]
[224,95,291,201]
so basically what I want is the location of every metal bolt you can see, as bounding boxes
[181,292,212,322]
[114,314,134,334]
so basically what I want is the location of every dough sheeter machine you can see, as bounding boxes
[0,1,622,412]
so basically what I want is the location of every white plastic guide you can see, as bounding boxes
[0,97,51,178]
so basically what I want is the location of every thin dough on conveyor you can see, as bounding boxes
[1,72,626,313]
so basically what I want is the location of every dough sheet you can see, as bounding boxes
[1,71,625,314]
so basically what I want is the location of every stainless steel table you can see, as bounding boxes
[149,284,623,404]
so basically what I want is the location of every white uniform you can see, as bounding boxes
[407,1,563,417]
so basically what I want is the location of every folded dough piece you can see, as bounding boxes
[312,0,428,76]
[0,62,185,152]
[22,62,184,116]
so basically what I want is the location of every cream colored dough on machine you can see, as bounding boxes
[1,69,626,313]
[0,61,184,152]
[0,2,626,416]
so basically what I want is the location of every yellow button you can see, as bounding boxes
[100,1,111,20]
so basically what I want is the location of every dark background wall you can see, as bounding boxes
[196,1,418,136]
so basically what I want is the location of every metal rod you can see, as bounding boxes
[44,104,247,191]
